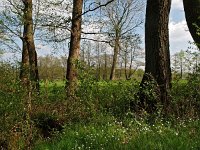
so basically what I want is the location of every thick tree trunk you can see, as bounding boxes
[110,36,120,80]
[66,0,83,97]
[183,0,200,49]
[22,0,39,92]
[139,0,172,114]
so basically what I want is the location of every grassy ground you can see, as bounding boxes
[34,116,200,150]
[32,78,200,150]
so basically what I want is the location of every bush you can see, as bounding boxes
[76,77,139,118]
[171,68,200,119]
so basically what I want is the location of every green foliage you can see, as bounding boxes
[1,60,200,149]
[171,67,200,118]
[39,80,65,103]
[0,62,26,149]
[0,63,23,127]
[76,75,139,118]
[38,55,66,81]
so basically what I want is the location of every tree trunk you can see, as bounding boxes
[110,36,120,80]
[96,43,101,80]
[22,0,39,92]
[103,52,107,80]
[119,61,122,79]
[124,52,128,80]
[139,0,172,114]
[66,0,83,97]
[180,59,183,79]
[20,39,29,86]
[128,49,134,79]
[183,0,200,49]
[87,48,91,70]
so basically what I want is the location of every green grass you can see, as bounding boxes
[40,80,65,87]
[33,115,200,150]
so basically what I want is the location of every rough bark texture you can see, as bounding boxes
[66,0,83,97]
[22,0,39,92]
[139,0,172,114]
[183,0,200,49]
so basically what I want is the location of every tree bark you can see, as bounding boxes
[128,48,134,79]
[20,39,29,86]
[110,36,120,80]
[22,0,39,92]
[125,52,128,80]
[139,0,172,114]
[183,0,200,49]
[103,52,107,80]
[66,0,83,97]
[96,43,101,80]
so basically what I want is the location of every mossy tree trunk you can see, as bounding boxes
[66,0,83,97]
[139,0,172,115]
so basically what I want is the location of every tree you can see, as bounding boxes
[177,50,185,79]
[139,0,172,114]
[0,49,4,60]
[22,0,39,91]
[183,0,200,50]
[120,34,143,80]
[0,29,6,58]
[172,50,200,78]
[0,0,39,91]
[38,55,65,80]
[0,0,23,53]
[171,50,187,79]
[66,0,83,97]
[65,0,116,95]
[102,0,144,80]
[35,0,72,45]
[80,40,93,70]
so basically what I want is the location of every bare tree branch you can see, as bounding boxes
[81,0,115,16]
[81,37,113,45]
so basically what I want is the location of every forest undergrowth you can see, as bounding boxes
[0,63,200,150]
